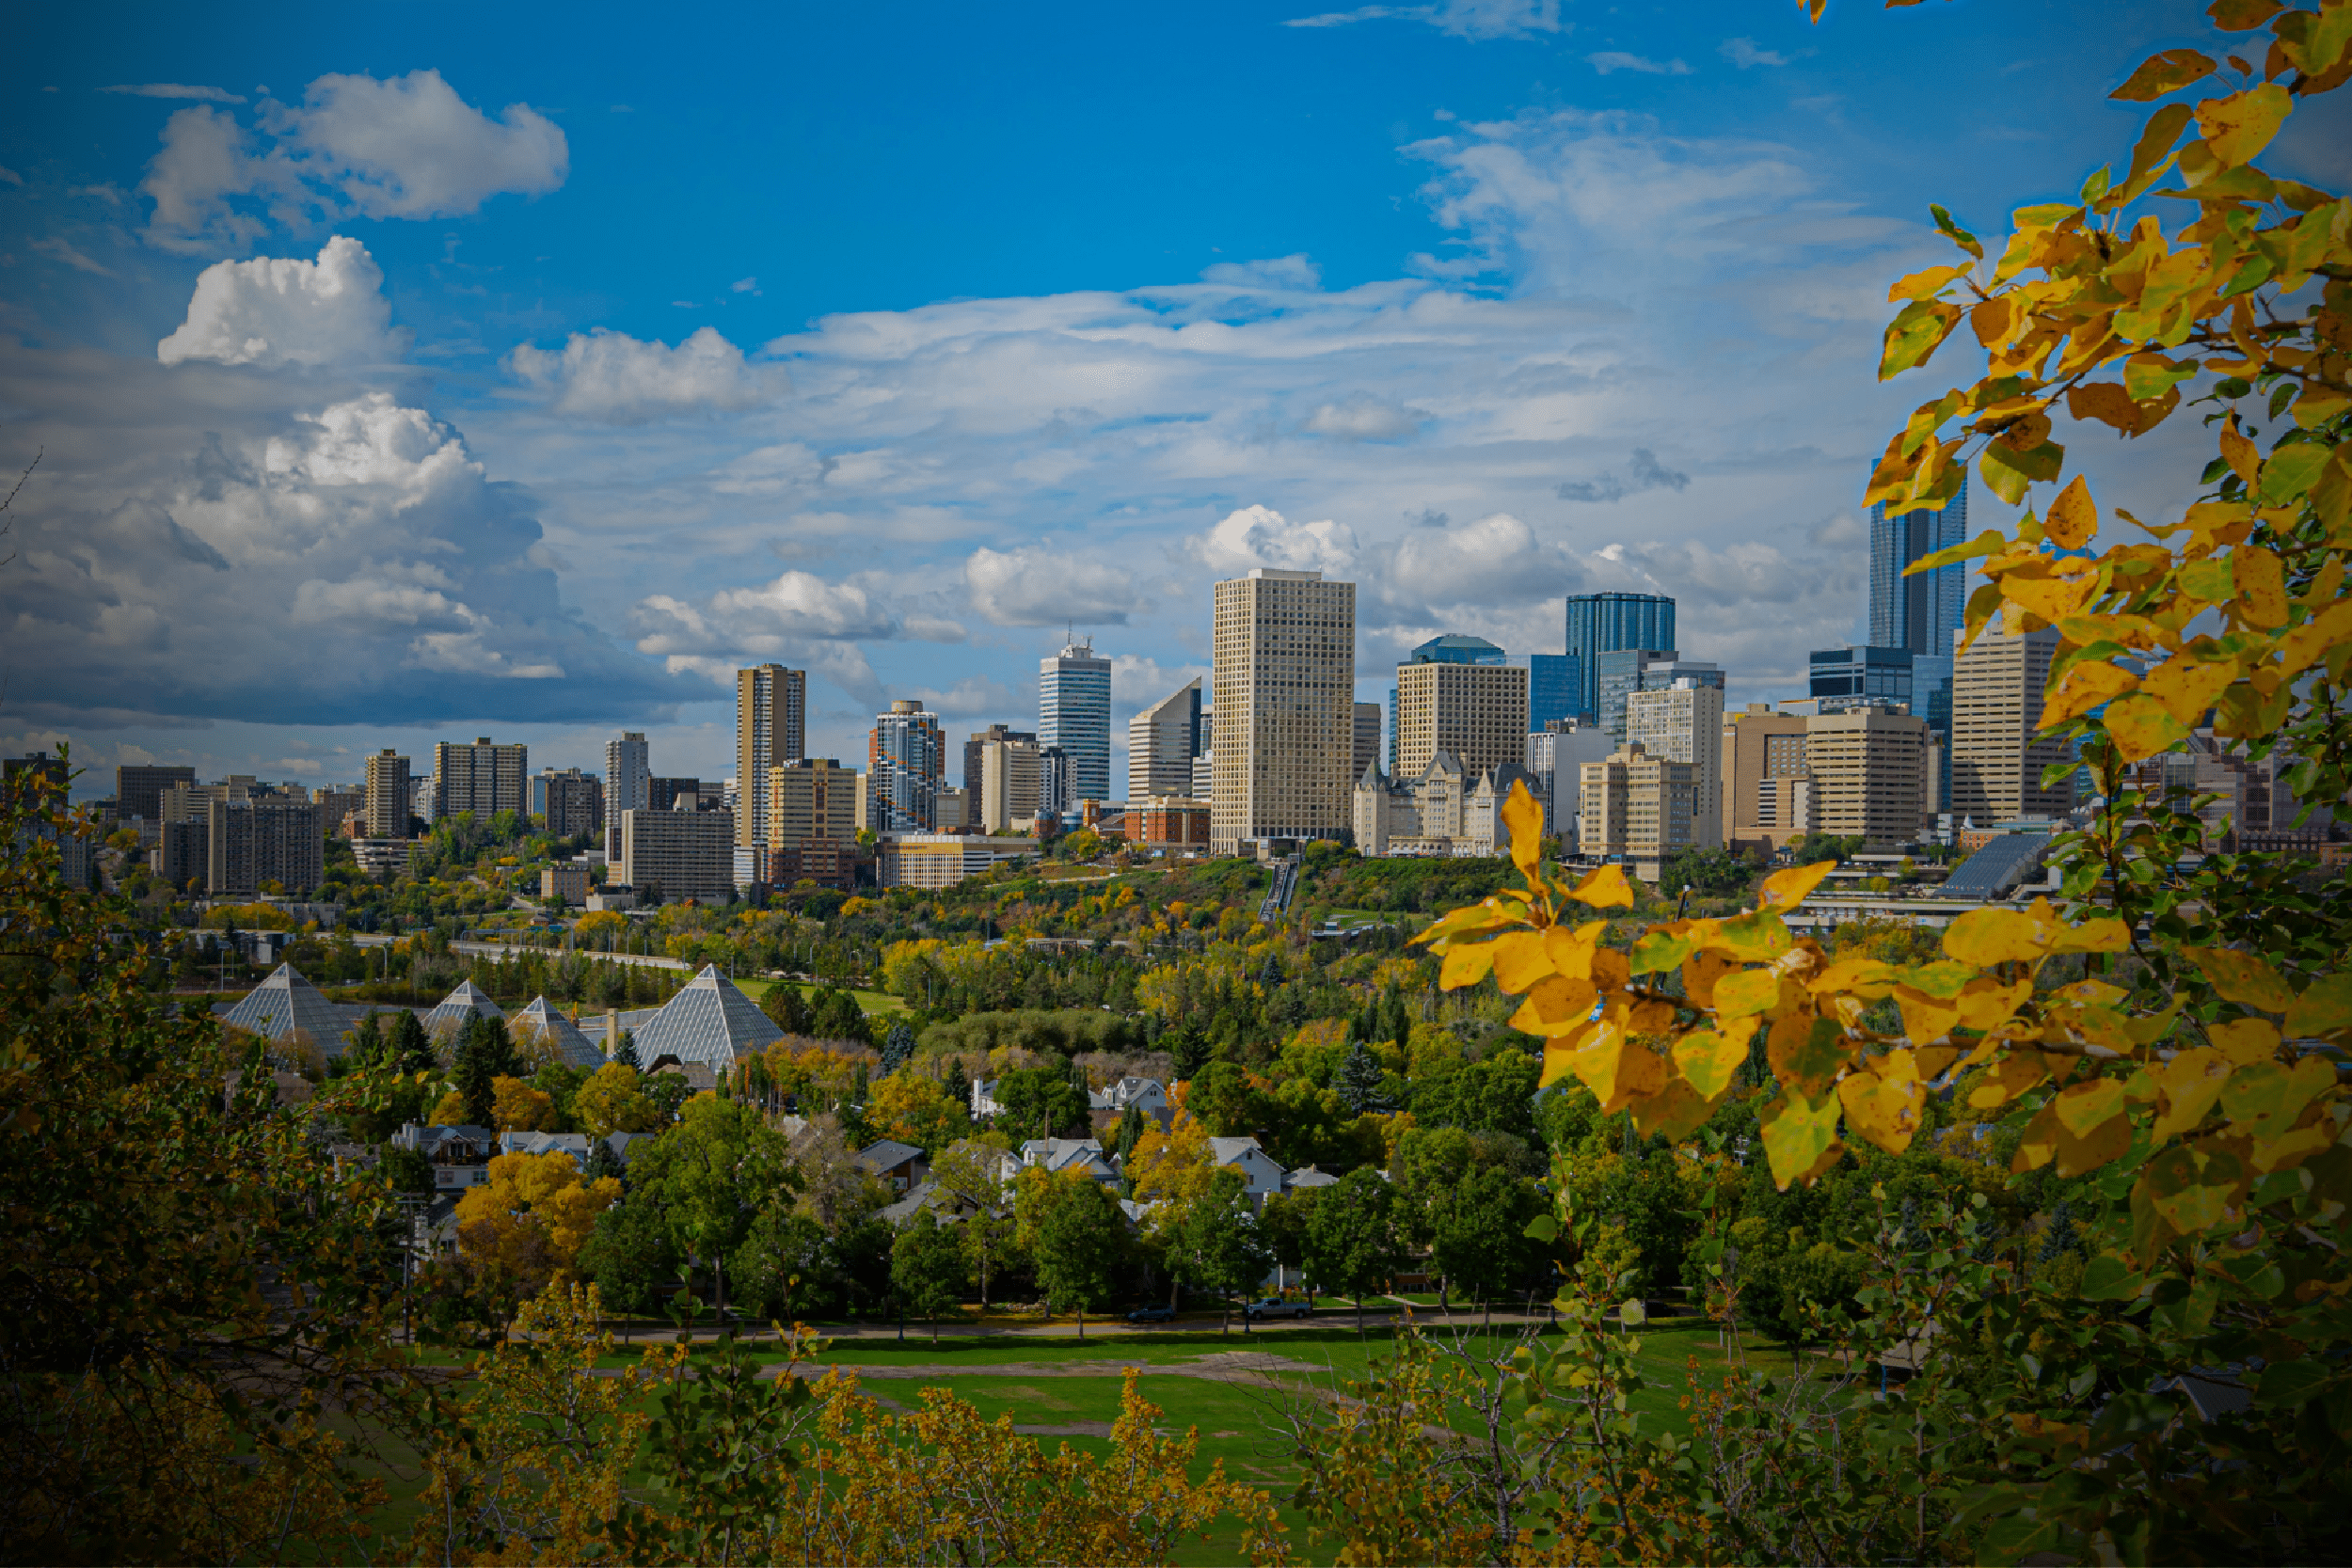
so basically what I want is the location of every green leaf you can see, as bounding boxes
[1881,299,1963,380]
[1929,203,1983,260]
[1523,1212,1559,1243]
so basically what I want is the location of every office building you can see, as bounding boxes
[1395,652,1529,783]
[980,736,1041,831]
[1352,702,1384,786]
[1040,637,1113,805]
[1527,720,1614,843]
[532,768,604,842]
[1037,745,1074,823]
[1597,648,1724,747]
[1210,567,1357,854]
[1529,654,1582,729]
[1808,644,1916,714]
[1565,592,1677,727]
[869,700,946,833]
[116,765,196,824]
[1578,744,1700,865]
[1911,654,1955,813]
[310,784,363,836]
[648,777,707,813]
[1132,796,1212,851]
[879,832,1037,890]
[1387,684,1399,773]
[434,737,526,823]
[1952,626,2074,824]
[736,663,806,852]
[206,795,324,896]
[412,775,437,829]
[767,758,859,850]
[964,723,1036,794]
[6,753,93,888]
[541,865,591,904]
[1722,705,1814,855]
[1802,708,1933,847]
[1127,681,1202,800]
[935,785,973,832]
[619,805,736,900]
[605,733,650,857]
[1870,475,1970,657]
[1624,681,1725,847]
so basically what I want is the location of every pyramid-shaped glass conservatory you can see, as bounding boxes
[630,965,786,1075]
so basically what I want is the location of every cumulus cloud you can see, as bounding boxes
[1556,448,1691,503]
[636,571,900,654]
[1283,0,1561,40]
[1587,52,1693,76]
[141,69,567,252]
[505,326,773,422]
[1377,511,1579,610]
[963,546,1141,627]
[1200,254,1323,291]
[1719,38,1792,68]
[893,676,1022,719]
[1301,394,1426,441]
[156,236,404,369]
[1193,505,1359,578]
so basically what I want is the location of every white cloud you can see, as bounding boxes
[29,236,115,277]
[1193,505,1359,578]
[1200,254,1323,291]
[893,677,1021,719]
[1110,653,1208,709]
[104,83,245,103]
[0,166,22,186]
[1587,52,1693,76]
[140,69,567,252]
[1301,394,1426,441]
[156,236,403,369]
[730,276,758,293]
[1282,1,1561,40]
[963,546,1142,627]
[1556,447,1690,504]
[1377,511,1578,610]
[505,326,772,422]
[1719,38,1791,69]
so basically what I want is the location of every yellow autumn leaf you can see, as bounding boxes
[2044,474,2098,548]
[1438,941,1496,990]
[1544,919,1605,979]
[2183,945,2297,1011]
[2138,653,2239,725]
[1630,1078,1722,1142]
[1507,974,1601,1037]
[1955,976,2035,1033]
[2283,974,2352,1039]
[1968,1052,2050,1110]
[2209,1016,2281,1066]
[2151,1047,2232,1141]
[1893,986,1962,1045]
[1569,863,1635,910]
[2278,601,2352,678]
[2054,1076,2127,1139]
[2042,659,2138,727]
[1712,967,1786,1020]
[2103,691,2195,761]
[2233,546,2290,627]
[2194,82,2292,166]
[2218,422,2261,484]
[1768,1013,1850,1098]
[1807,958,1900,999]
[1680,947,1739,1009]
[2048,916,2130,956]
[1757,860,1836,911]
[1566,1021,1666,1114]
[2110,46,2217,101]
[1759,1087,1844,1189]
[1488,930,1556,994]
[1944,907,2047,966]
[1502,780,1546,879]
[2219,1055,2336,1141]
[1673,1030,1751,1100]
[2137,1140,2246,1236]
[1838,1060,1925,1155]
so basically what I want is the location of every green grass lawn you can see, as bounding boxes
[733,976,908,1016]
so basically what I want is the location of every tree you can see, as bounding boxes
[1303,1166,1405,1335]
[580,1195,682,1320]
[890,1212,970,1343]
[387,1006,434,1073]
[760,983,812,1036]
[1029,1173,1127,1338]
[1112,1101,1148,1164]
[867,1069,969,1153]
[880,1020,916,1073]
[627,1095,797,1323]
[613,1028,642,1070]
[929,1138,1017,1308]
[1186,1060,1259,1136]
[453,1015,520,1127]
[575,1061,660,1136]
[993,1065,1086,1143]
[1331,1037,1393,1115]
[490,1073,555,1132]
[810,988,867,1043]
[454,1150,621,1323]
[1165,1168,1274,1334]
[1427,1166,1543,1326]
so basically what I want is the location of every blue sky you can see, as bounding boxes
[5,0,2343,795]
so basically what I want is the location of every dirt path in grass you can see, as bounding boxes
[773,1350,1327,1385]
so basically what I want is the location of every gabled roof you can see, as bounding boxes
[629,964,785,1075]
[857,1139,925,1172]
[1210,1135,1281,1170]
[500,1130,593,1164]
[425,980,505,1037]
[514,997,606,1069]
[219,963,365,1050]
[1284,1164,1341,1189]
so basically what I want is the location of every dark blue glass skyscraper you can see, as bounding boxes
[1529,654,1581,730]
[1564,593,1675,724]
[1868,475,1969,657]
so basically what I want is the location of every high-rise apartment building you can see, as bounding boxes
[434,737,526,823]
[869,700,946,833]
[1352,703,1384,784]
[116,765,196,823]
[1578,744,1700,862]
[206,795,324,896]
[1210,567,1356,854]
[736,664,806,851]
[1527,719,1613,843]
[1804,708,1932,848]
[980,736,1041,831]
[1870,475,1971,657]
[1529,654,1581,729]
[1951,625,2074,824]
[1565,593,1676,727]
[363,750,411,839]
[606,732,650,857]
[1040,637,1112,805]
[1038,746,1074,822]
[620,806,736,900]
[1721,705,1813,854]
[1192,707,1215,800]
[766,758,859,847]
[532,767,605,841]
[1597,649,1724,747]
[1128,680,1202,800]
[1624,680,1725,847]
[964,723,1036,794]
[1395,648,1529,782]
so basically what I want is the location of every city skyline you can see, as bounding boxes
[6,1,2323,794]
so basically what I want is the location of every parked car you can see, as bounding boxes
[1245,1297,1311,1321]
[1125,1304,1176,1323]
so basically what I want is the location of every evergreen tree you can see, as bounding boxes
[1113,1102,1148,1164]
[761,982,813,1036]
[881,1021,916,1074]
[1332,1037,1393,1115]
[1257,953,1282,989]
[1167,1022,1212,1079]
[942,1058,970,1114]
[584,1135,625,1186]
[387,1008,434,1073]
[345,1012,383,1069]
[452,1015,518,1128]
[615,1028,642,1070]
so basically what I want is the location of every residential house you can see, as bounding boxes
[391,1123,495,1191]
[1018,1136,1120,1184]
[1208,1135,1288,1209]
[1087,1075,1172,1132]
[499,1130,594,1170]
[856,1139,930,1195]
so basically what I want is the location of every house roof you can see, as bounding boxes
[514,996,607,1069]
[218,964,367,1050]
[857,1139,925,1173]
[1284,1164,1341,1189]
[424,980,505,1037]
[1209,1135,1277,1166]
[880,1177,951,1226]
[500,1130,593,1162]
[628,965,785,1074]
[1021,1136,1117,1180]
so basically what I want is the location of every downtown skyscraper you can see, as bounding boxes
[1039,636,1112,805]
[735,663,806,850]
[1868,475,1971,656]
[1564,592,1677,726]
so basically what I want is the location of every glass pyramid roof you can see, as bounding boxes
[515,996,608,1069]
[630,965,785,1075]
[219,963,364,1052]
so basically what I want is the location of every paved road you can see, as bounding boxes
[345,931,689,971]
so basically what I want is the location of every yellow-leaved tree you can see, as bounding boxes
[1415,4,2352,1557]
